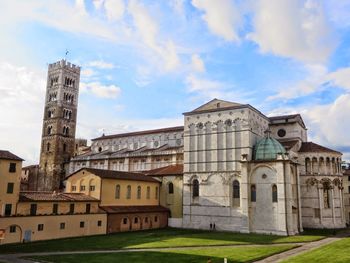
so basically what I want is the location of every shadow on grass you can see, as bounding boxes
[27,245,297,263]
[0,227,328,254]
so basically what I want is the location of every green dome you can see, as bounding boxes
[254,134,286,161]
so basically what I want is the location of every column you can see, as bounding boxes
[211,123,218,171]
[331,187,336,226]
[318,184,323,225]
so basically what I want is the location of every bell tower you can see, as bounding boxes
[38,60,81,191]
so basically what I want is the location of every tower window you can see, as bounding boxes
[63,143,67,152]
[47,126,52,135]
[47,142,50,152]
[251,185,256,202]
[168,182,174,194]
[272,185,278,202]
[192,179,199,198]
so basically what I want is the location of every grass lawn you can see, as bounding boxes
[282,237,350,263]
[29,245,297,263]
[0,228,326,254]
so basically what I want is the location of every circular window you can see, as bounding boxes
[154,141,159,147]
[277,129,286,137]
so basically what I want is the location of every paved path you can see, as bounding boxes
[0,230,349,263]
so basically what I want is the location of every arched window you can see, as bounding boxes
[66,127,69,136]
[63,143,67,152]
[155,186,158,199]
[47,126,52,135]
[134,217,138,224]
[272,185,278,202]
[126,185,131,199]
[192,179,199,197]
[47,142,50,152]
[251,185,256,202]
[233,180,240,199]
[137,186,141,199]
[115,185,120,199]
[146,186,150,199]
[168,182,174,194]
[323,182,331,208]
[98,147,102,153]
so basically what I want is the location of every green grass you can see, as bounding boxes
[0,228,326,254]
[29,245,297,263]
[282,237,350,263]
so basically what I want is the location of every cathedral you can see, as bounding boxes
[26,60,347,236]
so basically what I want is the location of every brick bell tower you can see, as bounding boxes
[38,60,80,191]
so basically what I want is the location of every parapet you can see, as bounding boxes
[48,59,80,73]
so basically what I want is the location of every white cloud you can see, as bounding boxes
[88,60,115,69]
[192,0,242,42]
[268,65,350,100]
[0,62,46,165]
[170,0,186,15]
[81,68,96,77]
[80,82,121,98]
[104,0,125,21]
[191,54,205,72]
[128,0,180,71]
[248,0,336,63]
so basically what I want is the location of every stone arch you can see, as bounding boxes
[120,216,130,232]
[249,164,277,178]
[131,216,141,231]
[306,177,319,186]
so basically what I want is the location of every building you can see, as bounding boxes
[69,99,346,234]
[344,169,350,225]
[37,60,81,191]
[0,151,168,245]
[65,168,169,233]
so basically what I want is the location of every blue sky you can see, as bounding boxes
[0,0,350,165]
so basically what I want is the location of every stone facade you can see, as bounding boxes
[38,60,80,191]
[343,169,350,225]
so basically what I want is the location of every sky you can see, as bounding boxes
[0,0,350,165]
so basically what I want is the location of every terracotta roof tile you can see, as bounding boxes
[100,205,169,214]
[92,126,184,141]
[67,168,160,183]
[299,142,341,154]
[0,150,24,161]
[19,191,98,202]
[144,164,183,176]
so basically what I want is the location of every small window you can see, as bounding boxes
[4,204,12,216]
[277,129,286,137]
[90,185,95,191]
[168,182,174,194]
[98,147,102,152]
[9,225,16,233]
[154,216,158,222]
[97,220,102,227]
[7,183,14,194]
[123,218,128,224]
[86,204,91,214]
[137,186,141,199]
[47,143,51,152]
[38,224,44,231]
[251,185,256,202]
[272,185,278,203]
[63,143,67,152]
[134,217,138,224]
[53,203,58,214]
[155,186,158,199]
[192,179,199,198]
[233,180,240,199]
[71,185,76,191]
[69,203,75,214]
[9,163,16,173]
[30,204,37,216]
[147,186,150,199]
[127,185,131,199]
[115,185,120,199]
[60,223,65,230]
[145,217,148,223]
[80,221,85,228]
[80,185,86,191]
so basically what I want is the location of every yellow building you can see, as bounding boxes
[66,168,169,233]
[0,150,23,217]
[0,151,106,245]
[145,164,183,227]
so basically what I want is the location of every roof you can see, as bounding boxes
[100,205,169,214]
[144,164,183,176]
[183,99,269,120]
[19,191,99,202]
[22,164,39,170]
[299,142,342,154]
[92,126,184,141]
[67,168,160,183]
[253,134,286,161]
[269,114,306,129]
[0,150,24,161]
[343,169,350,175]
